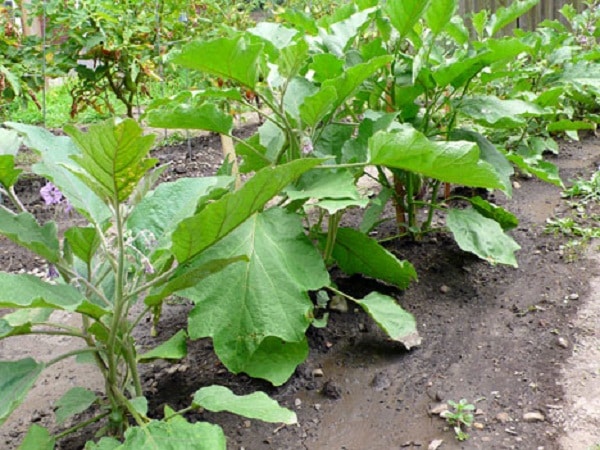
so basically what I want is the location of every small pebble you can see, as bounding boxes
[312,368,324,377]
[567,293,579,300]
[473,422,484,430]
[294,398,302,407]
[440,285,450,294]
[557,337,569,349]
[523,411,545,422]
[513,181,522,189]
[496,412,512,423]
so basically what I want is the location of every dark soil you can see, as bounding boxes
[1,127,599,450]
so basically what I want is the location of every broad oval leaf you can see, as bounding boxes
[0,210,60,263]
[128,176,234,252]
[138,330,188,363]
[354,293,421,349]
[87,418,226,450]
[469,197,519,231]
[172,158,323,263]
[193,385,297,424]
[457,96,546,129]
[368,126,505,190]
[486,0,539,37]
[145,102,233,135]
[446,208,521,267]
[17,424,55,450]
[171,35,263,88]
[5,122,110,225]
[184,209,330,385]
[331,228,417,289]
[384,0,431,38]
[0,358,45,427]
[425,0,457,35]
[0,272,107,319]
[65,119,156,204]
[55,387,97,425]
[0,155,22,188]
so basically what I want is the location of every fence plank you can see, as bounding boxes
[459,0,585,32]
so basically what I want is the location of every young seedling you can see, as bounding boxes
[440,399,475,442]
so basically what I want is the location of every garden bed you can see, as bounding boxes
[1,129,599,449]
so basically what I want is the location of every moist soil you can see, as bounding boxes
[1,127,599,450]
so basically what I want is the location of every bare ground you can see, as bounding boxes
[0,130,599,450]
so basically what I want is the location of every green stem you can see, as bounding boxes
[323,211,343,264]
[325,285,359,303]
[7,186,27,213]
[47,348,100,367]
[423,179,442,232]
[106,203,129,416]
[54,411,110,440]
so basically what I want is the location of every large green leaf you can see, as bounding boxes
[184,209,329,384]
[368,126,505,190]
[322,55,392,111]
[446,208,521,267]
[193,385,297,424]
[138,330,188,363]
[486,0,539,36]
[0,308,53,339]
[171,158,322,263]
[285,170,366,210]
[0,128,20,155]
[0,358,45,426]
[384,0,431,38]
[469,197,518,231]
[144,256,247,306]
[0,272,107,319]
[64,226,101,265]
[425,0,457,35]
[172,35,263,88]
[87,418,226,450]
[5,122,110,225]
[457,96,546,129]
[65,119,156,204]
[55,387,97,425]
[320,8,374,57]
[0,210,60,263]
[506,154,564,188]
[299,85,338,128]
[450,129,513,196]
[331,228,417,289]
[17,425,55,450]
[0,155,22,188]
[354,293,421,349]
[145,102,233,135]
[237,337,309,386]
[128,176,233,251]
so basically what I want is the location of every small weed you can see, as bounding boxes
[441,399,475,442]
[563,171,600,204]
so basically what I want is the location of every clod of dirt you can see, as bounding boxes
[370,371,392,391]
[429,403,449,415]
[523,411,546,422]
[321,381,342,399]
[496,412,512,423]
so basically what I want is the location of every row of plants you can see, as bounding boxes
[0,0,599,448]
[1,0,340,123]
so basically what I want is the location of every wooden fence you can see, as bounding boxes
[459,0,587,32]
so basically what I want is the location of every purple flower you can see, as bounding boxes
[302,137,314,155]
[40,182,64,205]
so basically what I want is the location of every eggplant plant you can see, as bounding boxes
[0,119,316,448]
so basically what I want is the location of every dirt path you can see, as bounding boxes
[0,133,599,450]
